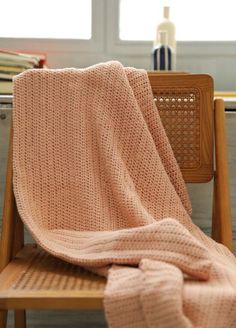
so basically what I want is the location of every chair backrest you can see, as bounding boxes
[148,73,214,183]
[1,72,232,270]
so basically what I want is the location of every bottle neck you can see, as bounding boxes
[163,6,170,19]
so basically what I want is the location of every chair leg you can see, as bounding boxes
[14,310,26,328]
[212,174,220,242]
[0,310,7,328]
[213,99,233,251]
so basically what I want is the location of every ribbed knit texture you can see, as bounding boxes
[13,61,236,327]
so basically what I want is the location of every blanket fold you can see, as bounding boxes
[13,61,236,327]
[105,260,193,328]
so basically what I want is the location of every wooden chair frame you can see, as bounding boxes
[0,73,233,328]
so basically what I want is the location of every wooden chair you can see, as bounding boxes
[0,73,232,328]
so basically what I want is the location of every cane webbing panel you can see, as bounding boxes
[12,248,105,292]
[0,245,105,309]
[154,88,200,169]
[149,73,214,182]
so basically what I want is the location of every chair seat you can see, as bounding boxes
[0,244,105,310]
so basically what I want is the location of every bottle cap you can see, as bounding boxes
[163,6,170,19]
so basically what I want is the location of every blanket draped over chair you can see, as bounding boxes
[13,61,236,327]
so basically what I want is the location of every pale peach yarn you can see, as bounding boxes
[13,62,236,327]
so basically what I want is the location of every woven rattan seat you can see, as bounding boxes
[0,73,232,328]
[0,245,105,310]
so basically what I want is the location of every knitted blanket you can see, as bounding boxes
[13,61,236,327]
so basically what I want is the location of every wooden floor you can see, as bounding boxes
[1,110,236,327]
[7,310,107,327]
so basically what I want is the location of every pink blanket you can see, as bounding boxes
[13,61,236,327]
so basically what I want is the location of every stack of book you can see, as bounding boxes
[0,49,47,94]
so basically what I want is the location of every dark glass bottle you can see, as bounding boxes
[152,30,172,71]
[153,45,172,70]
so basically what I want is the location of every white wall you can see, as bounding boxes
[1,0,236,91]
